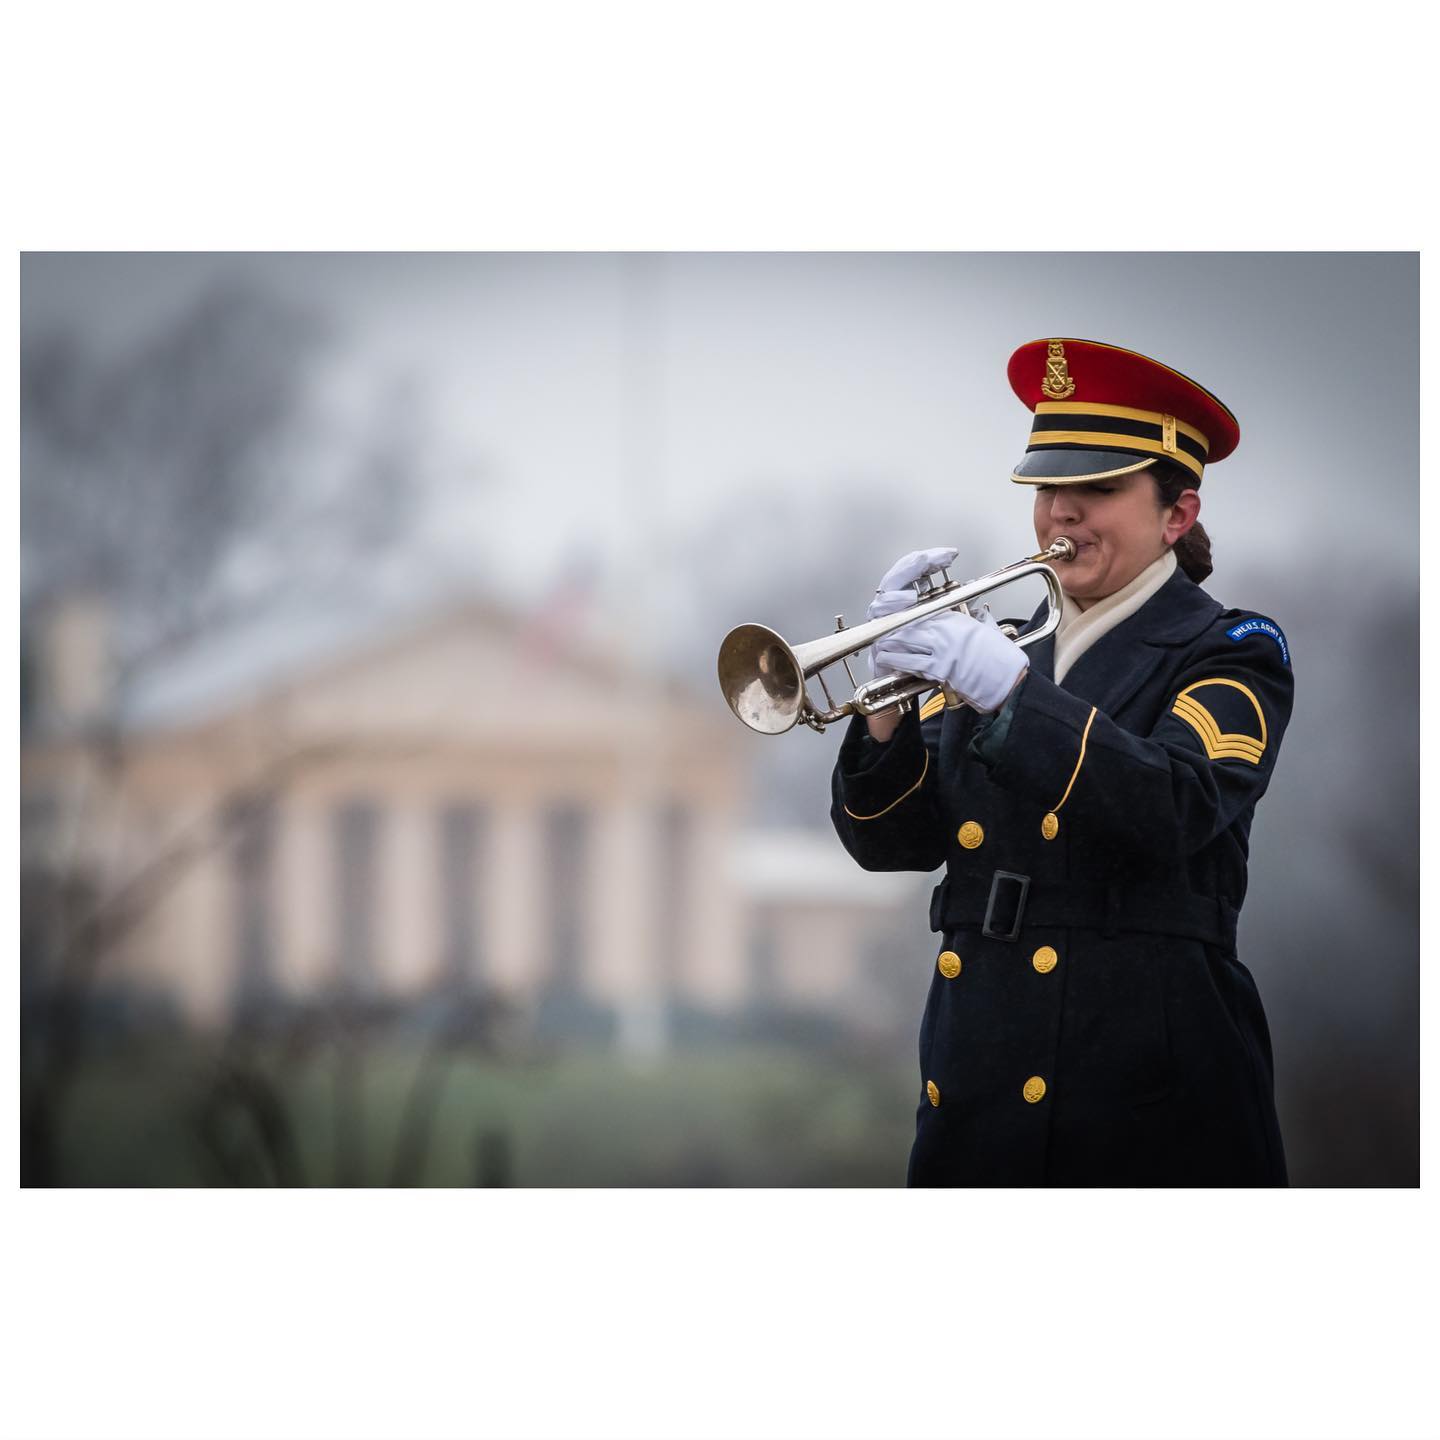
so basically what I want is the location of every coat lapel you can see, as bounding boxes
[1020,568,1221,716]
[1061,568,1223,715]
[1011,597,1056,679]
[1025,627,1056,683]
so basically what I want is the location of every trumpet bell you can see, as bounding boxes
[718,623,804,734]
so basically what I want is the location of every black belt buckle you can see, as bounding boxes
[982,870,1030,942]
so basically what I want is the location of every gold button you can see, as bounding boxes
[1041,812,1059,840]
[937,949,962,979]
[926,1080,941,1107]
[957,820,984,849]
[1022,1075,1047,1104]
[1031,945,1058,974]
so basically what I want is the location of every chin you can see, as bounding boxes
[1063,571,1111,604]
[1061,560,1102,592]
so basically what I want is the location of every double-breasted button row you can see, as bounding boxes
[929,1076,1048,1106]
[929,943,1052,1110]
[936,946,1056,976]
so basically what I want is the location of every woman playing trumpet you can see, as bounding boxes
[831,338,1293,1186]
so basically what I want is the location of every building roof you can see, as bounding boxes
[116,582,450,733]
[97,575,715,738]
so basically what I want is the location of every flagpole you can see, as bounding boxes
[613,251,669,1064]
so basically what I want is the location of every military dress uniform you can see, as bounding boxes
[830,339,1292,1187]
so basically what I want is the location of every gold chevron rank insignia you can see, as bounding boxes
[1171,678,1267,764]
[919,691,947,722]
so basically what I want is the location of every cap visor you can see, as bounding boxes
[1010,449,1156,484]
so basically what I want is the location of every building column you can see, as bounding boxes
[682,807,747,1009]
[377,802,440,994]
[274,796,334,996]
[591,796,665,1060]
[487,801,544,998]
[163,837,229,1028]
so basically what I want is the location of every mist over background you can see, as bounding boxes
[19,251,1417,1186]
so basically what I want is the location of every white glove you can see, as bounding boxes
[866,547,959,677]
[871,603,1027,713]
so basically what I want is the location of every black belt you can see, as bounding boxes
[929,872,1239,949]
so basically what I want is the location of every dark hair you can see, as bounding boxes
[1150,460,1213,584]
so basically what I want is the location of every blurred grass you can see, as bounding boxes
[46,1038,919,1187]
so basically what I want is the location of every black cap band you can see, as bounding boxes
[1015,400,1210,482]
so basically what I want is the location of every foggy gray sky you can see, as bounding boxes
[21,252,1418,606]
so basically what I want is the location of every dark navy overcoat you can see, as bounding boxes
[830,565,1293,1186]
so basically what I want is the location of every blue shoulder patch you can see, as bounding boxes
[1226,616,1289,666]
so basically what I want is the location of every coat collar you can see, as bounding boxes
[1021,565,1222,714]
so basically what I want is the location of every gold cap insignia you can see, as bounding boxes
[1040,340,1076,400]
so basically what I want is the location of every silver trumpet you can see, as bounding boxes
[718,537,1076,734]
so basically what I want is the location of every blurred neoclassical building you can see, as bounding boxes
[21,589,923,1044]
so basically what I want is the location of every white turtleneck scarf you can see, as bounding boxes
[1052,548,1177,686]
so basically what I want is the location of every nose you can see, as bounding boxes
[1049,486,1083,524]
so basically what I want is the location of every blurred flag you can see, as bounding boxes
[517,546,604,675]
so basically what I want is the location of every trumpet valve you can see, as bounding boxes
[834,614,860,689]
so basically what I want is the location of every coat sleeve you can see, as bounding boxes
[829,696,949,872]
[972,614,1294,865]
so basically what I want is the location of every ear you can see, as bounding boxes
[1163,488,1201,546]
